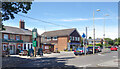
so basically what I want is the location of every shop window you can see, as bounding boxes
[18,45,21,50]
[24,44,26,50]
[45,46,49,49]
[3,44,7,51]
[4,34,8,40]
[31,44,33,49]
[28,44,30,49]
[10,46,12,50]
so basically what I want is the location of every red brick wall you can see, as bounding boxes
[57,37,68,51]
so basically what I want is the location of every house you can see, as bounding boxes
[41,28,81,51]
[1,20,41,55]
[88,38,103,45]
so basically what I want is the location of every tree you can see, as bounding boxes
[2,2,32,21]
[108,40,114,45]
[89,37,92,39]
[104,38,113,45]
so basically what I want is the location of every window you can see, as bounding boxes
[10,35,14,40]
[47,37,51,41]
[45,46,49,49]
[3,44,7,51]
[70,36,72,40]
[73,37,74,41]
[18,45,21,50]
[28,44,30,49]
[31,44,33,49]
[16,35,20,40]
[4,34,8,40]
[78,37,80,41]
[89,41,92,44]
[53,36,57,40]
[75,37,77,41]
[24,44,26,50]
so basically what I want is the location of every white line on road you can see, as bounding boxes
[98,54,105,56]
[78,64,92,67]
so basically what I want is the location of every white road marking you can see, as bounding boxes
[78,64,92,67]
[98,54,105,56]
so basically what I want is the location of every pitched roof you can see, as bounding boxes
[0,26,32,35]
[41,28,76,37]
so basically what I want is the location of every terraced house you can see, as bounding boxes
[41,28,81,51]
[1,20,40,55]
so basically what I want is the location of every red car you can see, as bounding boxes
[111,46,117,51]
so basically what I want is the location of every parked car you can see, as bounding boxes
[87,46,101,54]
[74,47,88,56]
[111,46,117,51]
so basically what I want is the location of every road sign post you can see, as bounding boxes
[82,33,86,55]
[32,28,37,57]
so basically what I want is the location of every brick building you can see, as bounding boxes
[1,20,40,55]
[41,28,81,51]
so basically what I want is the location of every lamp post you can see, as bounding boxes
[93,9,100,54]
[103,14,109,50]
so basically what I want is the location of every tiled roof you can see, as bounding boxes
[0,26,32,35]
[41,28,76,37]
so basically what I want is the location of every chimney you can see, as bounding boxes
[19,20,25,29]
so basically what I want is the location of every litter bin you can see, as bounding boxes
[38,48,43,56]
[28,49,34,57]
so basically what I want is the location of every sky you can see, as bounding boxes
[3,2,118,39]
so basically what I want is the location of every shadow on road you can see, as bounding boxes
[2,56,81,69]
[2,56,119,69]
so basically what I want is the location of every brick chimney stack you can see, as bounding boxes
[19,20,25,29]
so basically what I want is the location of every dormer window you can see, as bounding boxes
[53,36,57,40]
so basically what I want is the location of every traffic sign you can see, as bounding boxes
[32,28,37,39]
[33,41,37,47]
[82,33,86,38]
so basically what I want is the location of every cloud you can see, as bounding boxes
[60,17,107,22]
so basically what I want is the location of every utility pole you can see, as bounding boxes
[93,10,95,54]
[85,27,88,55]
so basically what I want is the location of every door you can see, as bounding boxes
[9,45,15,54]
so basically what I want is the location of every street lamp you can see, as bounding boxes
[103,14,109,50]
[93,9,100,54]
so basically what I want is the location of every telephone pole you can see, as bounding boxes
[85,27,88,55]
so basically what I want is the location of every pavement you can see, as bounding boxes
[2,51,118,68]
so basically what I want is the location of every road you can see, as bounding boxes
[2,51,118,68]
[13,51,118,68]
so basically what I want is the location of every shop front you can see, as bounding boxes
[69,43,81,50]
[2,39,23,55]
